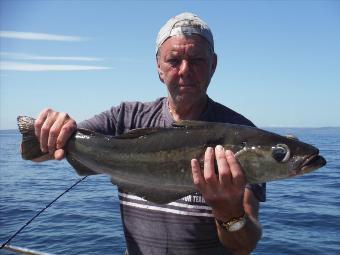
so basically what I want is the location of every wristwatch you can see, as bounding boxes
[216,214,247,232]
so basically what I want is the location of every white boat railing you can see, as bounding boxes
[2,244,55,255]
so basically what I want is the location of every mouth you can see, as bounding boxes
[301,154,327,173]
[178,86,197,95]
[179,84,195,89]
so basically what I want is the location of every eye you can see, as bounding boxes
[167,59,179,67]
[190,58,205,64]
[272,144,290,163]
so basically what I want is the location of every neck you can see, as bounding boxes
[167,96,208,121]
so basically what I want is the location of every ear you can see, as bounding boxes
[211,53,217,77]
[156,56,165,83]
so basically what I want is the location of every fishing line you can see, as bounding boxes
[0,175,88,249]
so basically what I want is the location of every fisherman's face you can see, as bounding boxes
[157,35,217,105]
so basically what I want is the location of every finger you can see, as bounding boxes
[215,145,231,186]
[191,158,206,190]
[40,111,57,153]
[56,119,77,149]
[47,112,71,152]
[47,115,67,154]
[34,108,50,140]
[226,150,246,186]
[54,149,66,160]
[204,147,217,184]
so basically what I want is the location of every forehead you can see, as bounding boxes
[158,34,212,56]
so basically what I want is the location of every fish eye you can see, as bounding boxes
[272,144,290,163]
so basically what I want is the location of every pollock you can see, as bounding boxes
[17,116,326,204]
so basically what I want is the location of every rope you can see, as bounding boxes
[0,176,88,249]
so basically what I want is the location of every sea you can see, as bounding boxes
[0,128,339,255]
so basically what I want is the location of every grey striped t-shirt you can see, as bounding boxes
[79,97,266,255]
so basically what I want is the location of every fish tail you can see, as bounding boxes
[17,116,46,160]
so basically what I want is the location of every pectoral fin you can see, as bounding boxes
[111,178,194,204]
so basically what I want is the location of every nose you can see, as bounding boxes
[178,60,190,77]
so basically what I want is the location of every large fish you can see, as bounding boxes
[17,116,326,204]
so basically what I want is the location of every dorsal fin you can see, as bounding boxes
[286,134,299,141]
[77,128,97,136]
[172,120,215,128]
[115,128,163,139]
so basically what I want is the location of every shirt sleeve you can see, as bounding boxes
[78,102,137,135]
[78,107,119,135]
[78,99,165,135]
[246,183,266,202]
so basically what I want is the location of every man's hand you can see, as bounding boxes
[34,108,77,160]
[191,145,246,221]
[191,146,262,254]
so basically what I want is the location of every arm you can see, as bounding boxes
[191,146,262,254]
[215,188,262,254]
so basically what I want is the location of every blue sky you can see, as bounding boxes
[1,0,339,129]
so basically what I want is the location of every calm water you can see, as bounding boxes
[0,128,339,255]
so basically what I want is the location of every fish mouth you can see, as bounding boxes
[300,154,327,173]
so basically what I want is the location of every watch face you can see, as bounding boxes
[217,215,247,232]
[229,218,246,232]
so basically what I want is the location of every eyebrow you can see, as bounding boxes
[166,49,208,57]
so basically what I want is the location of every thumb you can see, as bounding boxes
[54,149,66,160]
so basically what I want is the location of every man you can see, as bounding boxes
[34,13,265,255]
